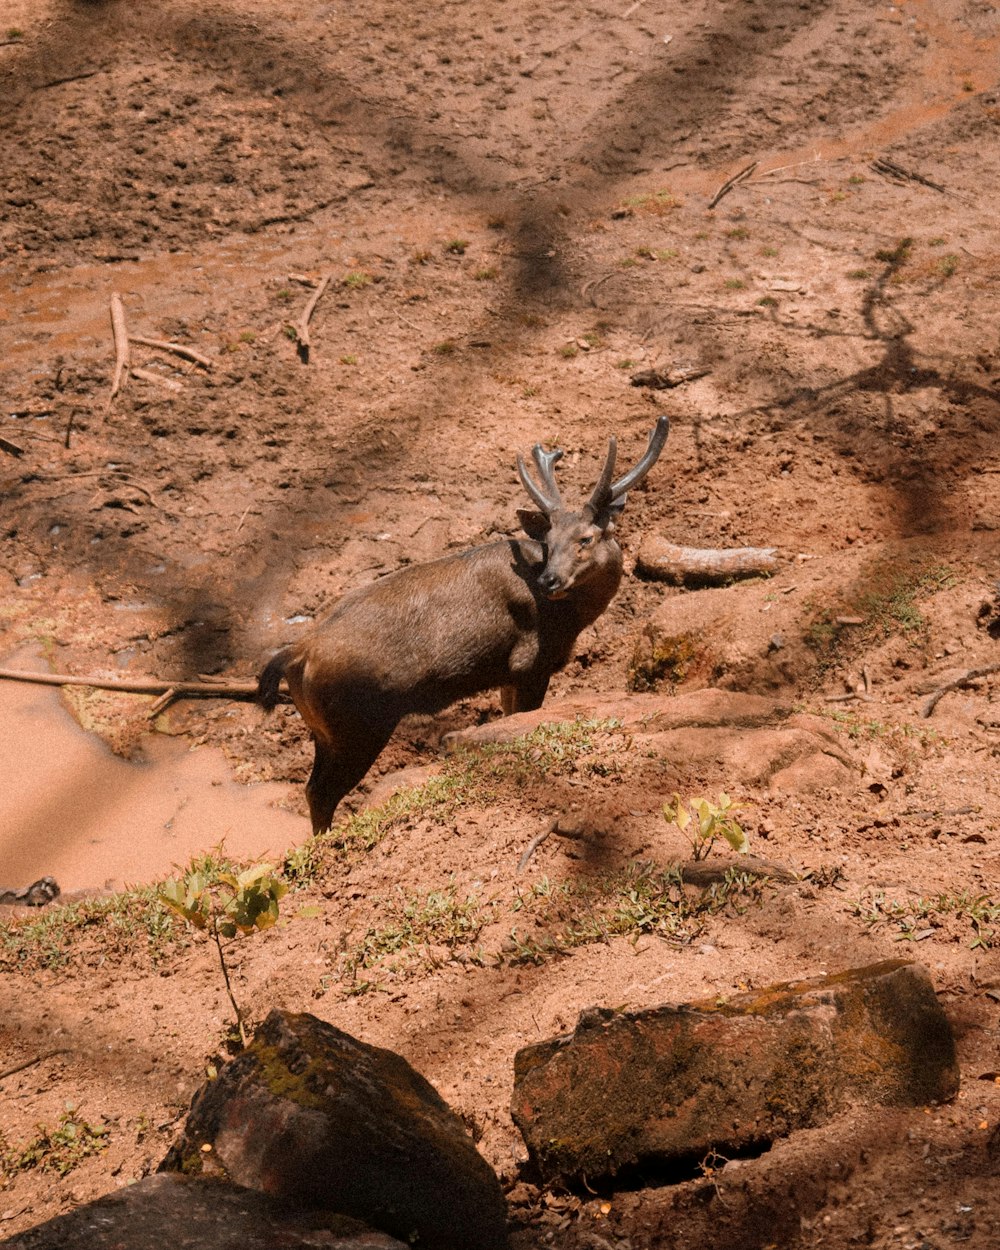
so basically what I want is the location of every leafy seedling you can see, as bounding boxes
[158,863,287,1047]
[665,793,749,861]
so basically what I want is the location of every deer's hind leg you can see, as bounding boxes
[305,727,395,835]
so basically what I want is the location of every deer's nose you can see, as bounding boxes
[538,569,563,595]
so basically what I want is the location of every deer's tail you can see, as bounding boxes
[256,646,293,711]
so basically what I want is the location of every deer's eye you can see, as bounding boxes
[579,534,595,548]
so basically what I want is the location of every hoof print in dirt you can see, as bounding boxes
[160,1009,508,1250]
[511,959,958,1187]
[0,1173,408,1250]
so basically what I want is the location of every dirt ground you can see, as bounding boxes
[2,0,1000,1245]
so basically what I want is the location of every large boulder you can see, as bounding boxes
[0,1174,407,1249]
[161,1010,507,1250]
[511,960,959,1185]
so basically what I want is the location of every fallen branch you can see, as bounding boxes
[921,662,1000,719]
[630,365,710,390]
[108,292,130,406]
[0,667,268,702]
[0,434,25,457]
[675,856,797,886]
[290,273,333,363]
[129,335,216,370]
[707,160,757,210]
[871,158,946,194]
[636,538,779,587]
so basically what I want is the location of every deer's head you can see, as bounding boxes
[516,415,669,600]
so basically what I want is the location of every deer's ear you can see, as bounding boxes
[517,509,551,540]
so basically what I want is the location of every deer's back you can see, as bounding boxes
[284,539,557,724]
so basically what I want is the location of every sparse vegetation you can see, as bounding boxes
[343,270,373,289]
[850,889,1000,949]
[445,238,469,254]
[805,554,953,670]
[0,1108,109,1180]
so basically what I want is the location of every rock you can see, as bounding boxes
[511,960,958,1185]
[0,1173,407,1249]
[160,1010,508,1250]
[444,689,860,794]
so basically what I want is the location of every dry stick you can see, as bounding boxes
[517,827,553,874]
[292,273,333,363]
[707,160,758,210]
[0,434,25,457]
[0,667,263,701]
[107,293,130,407]
[131,366,184,394]
[128,335,215,370]
[921,662,1000,719]
[0,1051,70,1084]
[581,270,620,307]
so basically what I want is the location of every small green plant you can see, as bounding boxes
[238,330,256,344]
[559,343,579,358]
[761,246,778,257]
[725,226,750,240]
[938,253,959,277]
[724,278,746,290]
[432,339,457,355]
[276,287,292,302]
[339,354,358,365]
[847,268,870,280]
[848,174,865,185]
[343,270,372,289]
[0,1107,109,1179]
[757,295,779,307]
[616,358,637,369]
[473,266,498,280]
[445,239,469,255]
[158,863,287,1046]
[5,28,24,40]
[665,793,749,861]
[411,249,432,265]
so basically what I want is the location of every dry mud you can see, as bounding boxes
[2,1,1000,1246]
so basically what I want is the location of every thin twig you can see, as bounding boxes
[0,667,265,701]
[921,662,1000,718]
[707,160,757,210]
[581,270,620,306]
[128,335,215,370]
[41,69,100,89]
[131,366,184,394]
[108,293,130,407]
[517,827,553,874]
[0,435,25,457]
[0,1050,70,1083]
[291,273,333,363]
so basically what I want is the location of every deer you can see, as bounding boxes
[257,415,669,833]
